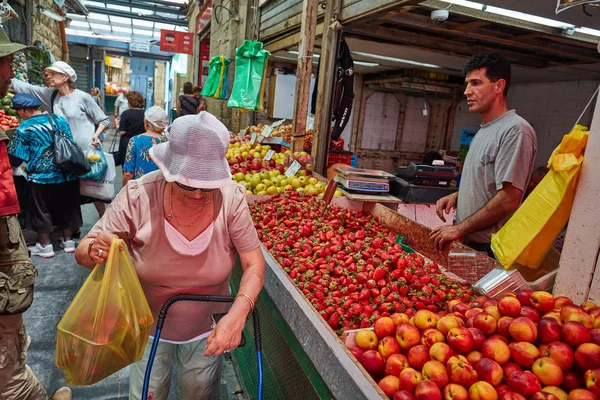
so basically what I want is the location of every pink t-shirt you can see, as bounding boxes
[87,171,260,341]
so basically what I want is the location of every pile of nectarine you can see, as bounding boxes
[347,290,600,400]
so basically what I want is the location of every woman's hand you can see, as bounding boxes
[204,313,245,357]
[91,135,101,147]
[88,232,122,264]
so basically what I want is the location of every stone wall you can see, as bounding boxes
[31,0,64,61]
[154,61,167,108]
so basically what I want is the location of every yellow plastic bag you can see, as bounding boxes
[492,125,589,270]
[56,238,153,386]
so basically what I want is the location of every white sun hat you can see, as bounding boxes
[45,61,77,82]
[149,111,233,189]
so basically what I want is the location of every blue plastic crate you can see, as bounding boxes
[350,155,358,168]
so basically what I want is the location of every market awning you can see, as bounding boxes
[65,0,188,43]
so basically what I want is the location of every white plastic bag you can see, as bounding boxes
[80,152,116,201]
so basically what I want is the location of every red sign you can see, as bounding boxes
[159,30,194,55]
[196,0,212,33]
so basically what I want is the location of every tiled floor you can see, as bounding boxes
[21,129,246,400]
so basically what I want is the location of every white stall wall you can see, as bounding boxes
[451,80,599,167]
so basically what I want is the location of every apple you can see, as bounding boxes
[507,371,542,398]
[414,310,438,331]
[554,296,574,310]
[397,324,421,350]
[538,343,549,355]
[453,302,471,317]
[539,317,562,343]
[486,305,501,321]
[448,299,463,313]
[567,389,599,400]
[378,336,401,360]
[465,308,484,320]
[467,351,483,368]
[422,360,449,389]
[562,321,591,347]
[391,313,411,327]
[560,304,591,326]
[530,393,560,400]
[583,301,598,312]
[509,317,538,342]
[500,393,527,400]
[360,350,385,375]
[543,312,563,324]
[498,317,514,339]
[429,342,454,363]
[542,342,574,370]
[437,316,462,336]
[589,330,600,347]
[496,385,510,398]
[498,296,522,318]
[469,381,498,400]
[482,337,511,365]
[476,357,504,386]
[488,334,510,345]
[447,327,474,354]
[394,390,417,400]
[399,368,423,393]
[446,355,474,384]
[576,343,600,370]
[589,308,600,320]
[502,362,523,383]
[422,329,446,347]
[520,306,541,324]
[442,383,469,400]
[385,353,410,376]
[529,291,556,313]
[466,317,475,328]
[375,317,397,338]
[469,327,487,351]
[485,299,499,308]
[542,386,568,400]
[350,346,364,360]
[517,289,534,306]
[509,342,540,368]
[408,345,430,371]
[532,357,564,386]
[415,380,442,400]
[562,370,585,392]
[379,375,401,397]
[474,313,498,336]
[356,330,379,351]
[585,369,600,396]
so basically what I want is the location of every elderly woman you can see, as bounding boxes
[11,61,110,218]
[117,91,146,166]
[74,112,266,399]
[122,106,169,187]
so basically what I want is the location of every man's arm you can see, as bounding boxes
[430,183,522,248]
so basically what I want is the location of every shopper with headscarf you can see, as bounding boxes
[11,61,110,218]
[122,106,169,187]
[8,94,81,257]
[117,91,146,166]
[75,111,266,399]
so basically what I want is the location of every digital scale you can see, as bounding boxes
[333,166,396,194]
[390,163,458,203]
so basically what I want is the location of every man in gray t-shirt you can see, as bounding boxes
[430,53,537,255]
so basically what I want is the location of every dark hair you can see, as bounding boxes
[126,91,145,109]
[193,85,201,94]
[183,82,194,95]
[463,53,511,96]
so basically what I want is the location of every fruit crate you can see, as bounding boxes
[327,151,353,167]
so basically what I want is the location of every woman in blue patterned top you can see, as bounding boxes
[8,93,82,258]
[122,106,169,187]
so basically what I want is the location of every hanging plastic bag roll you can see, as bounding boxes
[227,40,270,111]
[56,238,153,386]
[491,125,589,270]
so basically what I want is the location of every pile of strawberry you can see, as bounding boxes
[249,192,475,334]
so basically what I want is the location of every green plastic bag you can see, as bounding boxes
[227,40,270,111]
[201,56,231,99]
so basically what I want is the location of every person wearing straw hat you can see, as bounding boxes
[75,111,266,399]
[0,27,71,400]
[10,59,111,219]
[122,106,169,187]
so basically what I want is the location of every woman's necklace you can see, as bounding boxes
[166,184,211,228]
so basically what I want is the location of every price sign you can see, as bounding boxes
[271,119,286,128]
[264,150,275,161]
[261,125,273,137]
[285,160,302,178]
[239,129,246,135]
[250,133,257,145]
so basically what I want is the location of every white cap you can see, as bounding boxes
[149,111,234,189]
[45,61,77,82]
[144,106,168,131]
